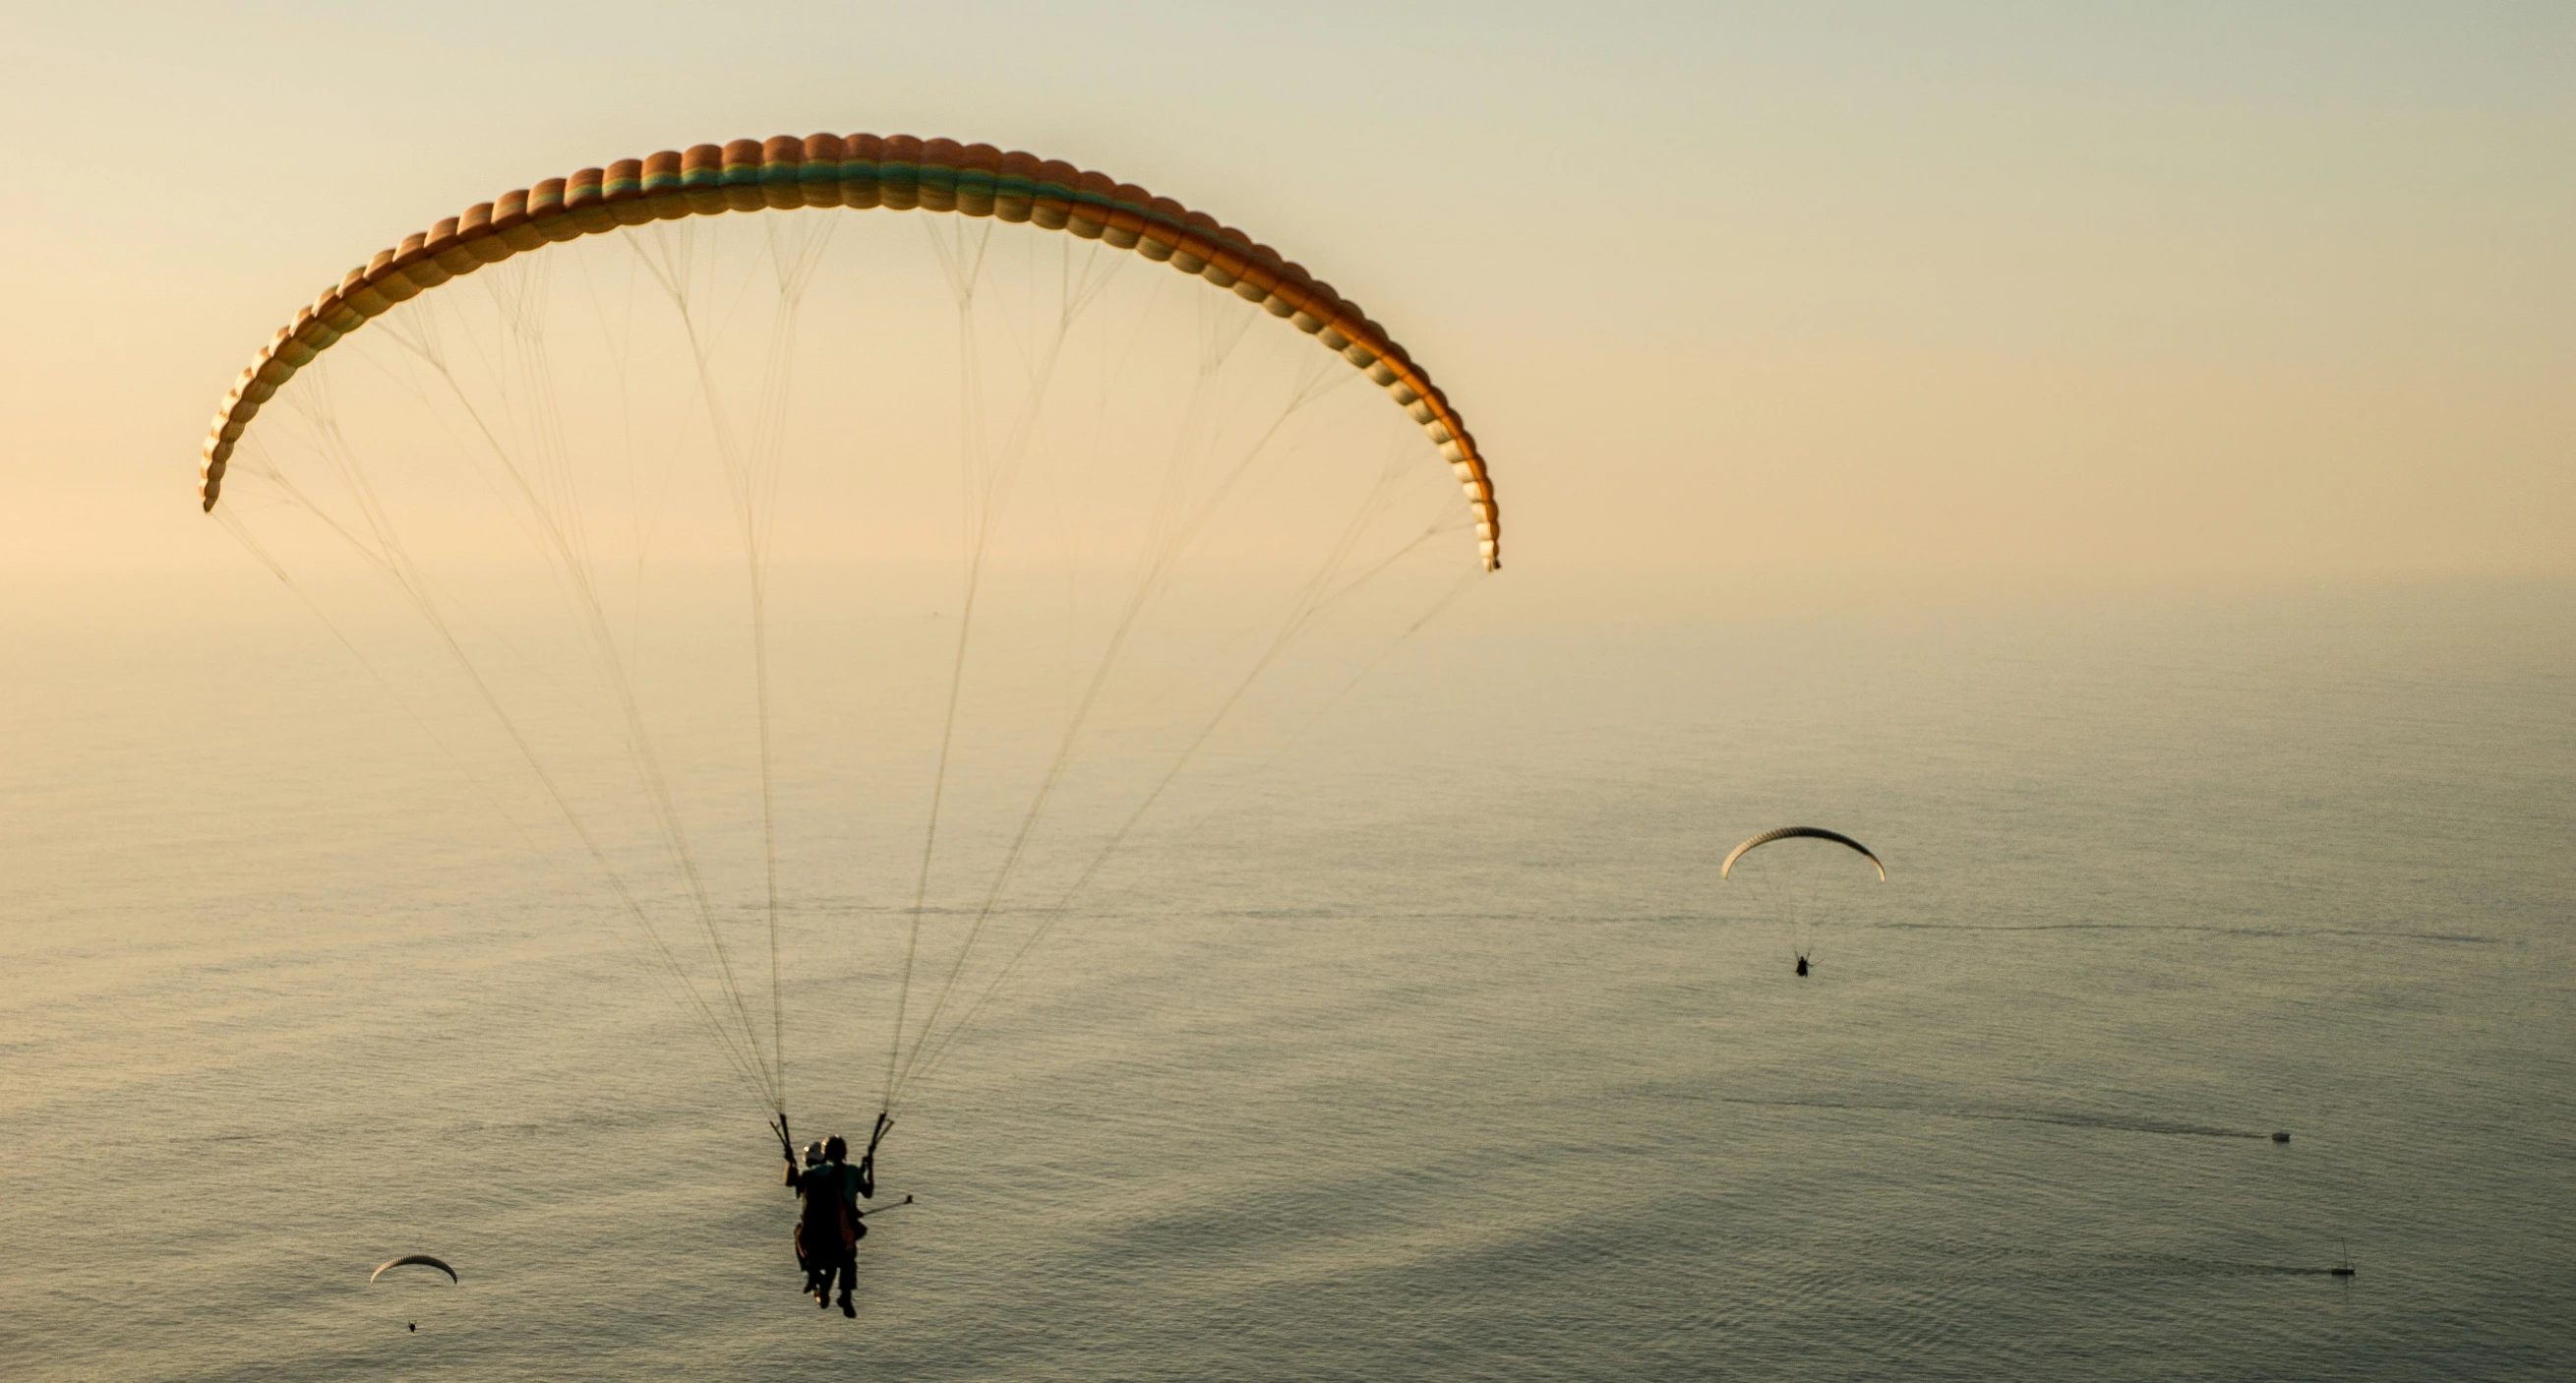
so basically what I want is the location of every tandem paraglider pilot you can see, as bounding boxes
[786,1135,866,1317]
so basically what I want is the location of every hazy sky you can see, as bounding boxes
[2,0,2567,594]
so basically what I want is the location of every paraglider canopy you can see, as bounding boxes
[193,131,1500,571]
[1720,827,1886,881]
[370,1254,458,1286]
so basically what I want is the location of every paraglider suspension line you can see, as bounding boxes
[857,1110,893,1198]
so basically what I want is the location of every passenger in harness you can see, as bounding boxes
[790,1141,828,1298]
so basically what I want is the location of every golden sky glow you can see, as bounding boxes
[2,1,2567,593]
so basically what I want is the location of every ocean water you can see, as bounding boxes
[3,573,2570,1380]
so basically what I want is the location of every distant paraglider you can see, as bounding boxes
[1719,827,1886,882]
[1722,826,1886,972]
[370,1254,458,1286]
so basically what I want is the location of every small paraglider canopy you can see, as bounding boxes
[370,1254,458,1285]
[1720,827,1886,881]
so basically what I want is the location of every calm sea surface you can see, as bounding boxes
[4,575,2570,1380]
